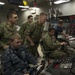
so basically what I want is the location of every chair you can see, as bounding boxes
[40,40,52,63]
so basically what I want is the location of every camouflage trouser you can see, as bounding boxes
[49,46,75,59]
[63,46,75,56]
[49,50,67,59]
[0,48,4,54]
[27,44,39,57]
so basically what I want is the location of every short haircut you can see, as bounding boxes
[39,12,47,16]
[48,27,55,32]
[9,33,21,41]
[27,15,33,20]
[7,9,17,19]
[58,19,63,24]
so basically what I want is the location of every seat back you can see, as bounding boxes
[40,40,51,58]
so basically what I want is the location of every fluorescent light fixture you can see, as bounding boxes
[19,5,29,8]
[54,0,70,4]
[30,7,40,10]
[21,9,27,11]
[0,2,5,5]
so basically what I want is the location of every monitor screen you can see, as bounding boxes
[8,0,23,5]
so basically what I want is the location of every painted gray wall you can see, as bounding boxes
[54,0,75,16]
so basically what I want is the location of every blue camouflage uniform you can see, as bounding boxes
[1,46,37,75]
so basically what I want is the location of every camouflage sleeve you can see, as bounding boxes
[25,23,35,36]
[25,47,37,65]
[19,23,26,38]
[1,52,23,75]
[0,25,4,48]
[43,36,60,50]
[56,41,61,46]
